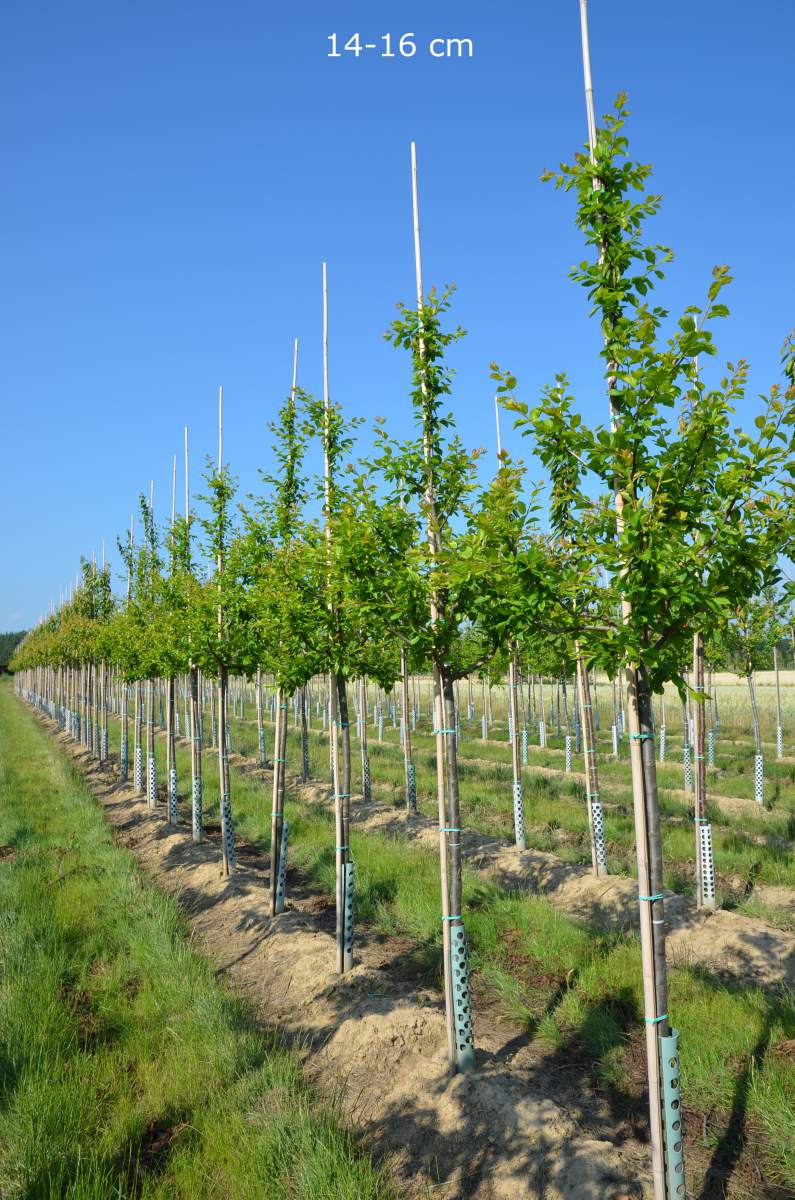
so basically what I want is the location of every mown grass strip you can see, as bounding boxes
[0,683,393,1200]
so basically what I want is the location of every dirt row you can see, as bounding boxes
[169,712,795,990]
[35,710,654,1200]
[283,777,795,993]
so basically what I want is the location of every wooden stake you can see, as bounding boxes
[270,339,300,916]
[216,386,234,874]
[578,5,667,1195]
[411,141,456,1069]
[322,263,347,974]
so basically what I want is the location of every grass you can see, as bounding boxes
[70,681,795,1192]
[0,681,393,1200]
[208,695,795,897]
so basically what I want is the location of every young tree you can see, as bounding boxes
[500,74,795,1198]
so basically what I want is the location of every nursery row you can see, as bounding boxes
[10,5,795,1197]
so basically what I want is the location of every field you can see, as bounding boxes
[6,671,795,1198]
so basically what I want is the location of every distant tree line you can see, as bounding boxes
[0,631,26,674]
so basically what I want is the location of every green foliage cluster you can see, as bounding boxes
[0,631,26,674]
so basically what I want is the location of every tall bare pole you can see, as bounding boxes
[578,5,672,1196]
[119,514,134,783]
[185,425,203,843]
[411,141,458,1069]
[145,480,156,807]
[166,454,178,823]
[270,337,300,917]
[322,264,349,973]
[496,397,526,849]
[216,386,235,873]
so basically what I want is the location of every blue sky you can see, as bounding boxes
[3,0,793,628]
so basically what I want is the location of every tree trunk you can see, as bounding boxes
[401,644,415,810]
[508,647,526,849]
[217,665,235,874]
[189,665,202,842]
[269,686,287,915]
[359,677,370,802]
[576,650,607,876]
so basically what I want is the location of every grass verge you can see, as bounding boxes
[0,682,393,1200]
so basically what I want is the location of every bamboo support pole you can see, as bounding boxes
[216,387,234,874]
[579,4,669,1194]
[411,141,460,1070]
[323,263,350,974]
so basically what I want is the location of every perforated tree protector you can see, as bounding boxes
[698,821,716,908]
[120,734,129,782]
[407,761,417,812]
[754,753,764,804]
[147,754,157,807]
[659,725,667,763]
[481,713,487,739]
[707,727,714,768]
[513,779,526,850]
[611,723,619,755]
[539,719,547,747]
[168,766,178,824]
[363,755,371,802]
[777,726,784,759]
[565,734,572,773]
[275,819,289,913]
[591,799,608,873]
[450,922,476,1071]
[660,1030,686,1198]
[683,743,693,792]
[521,726,528,764]
[343,860,355,970]
[220,792,235,870]
[192,774,203,843]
